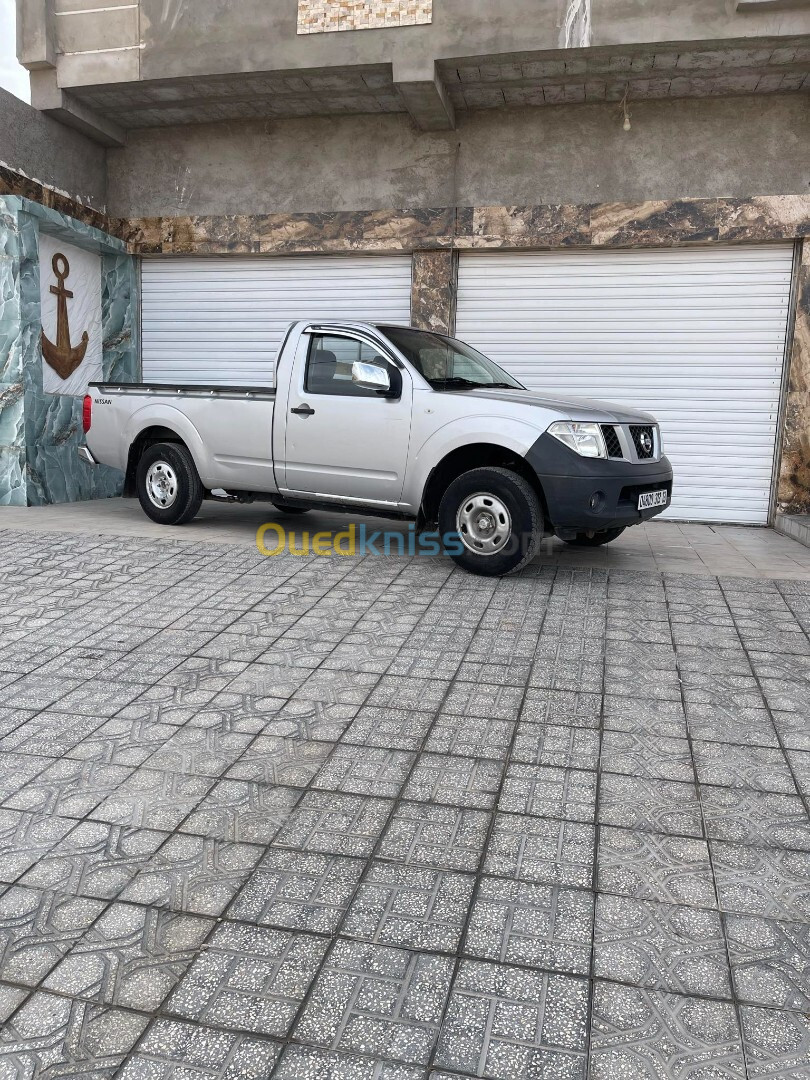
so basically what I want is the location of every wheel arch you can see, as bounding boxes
[124,425,192,497]
[420,442,548,525]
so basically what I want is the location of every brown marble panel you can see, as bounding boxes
[717,195,810,243]
[0,166,110,234]
[411,250,456,333]
[454,204,590,249]
[590,199,720,247]
[778,241,810,514]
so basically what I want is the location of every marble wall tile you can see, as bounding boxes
[778,241,810,515]
[455,204,590,250]
[717,195,810,243]
[411,250,456,334]
[298,0,432,34]
[589,199,720,247]
[0,196,137,507]
[0,167,111,236]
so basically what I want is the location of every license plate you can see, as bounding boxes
[638,489,668,511]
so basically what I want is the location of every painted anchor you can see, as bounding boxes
[41,253,89,380]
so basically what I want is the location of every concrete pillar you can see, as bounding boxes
[411,250,457,335]
[777,239,810,515]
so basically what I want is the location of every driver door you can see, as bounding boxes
[281,332,413,505]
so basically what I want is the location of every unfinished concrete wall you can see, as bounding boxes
[107,93,810,219]
[0,87,107,210]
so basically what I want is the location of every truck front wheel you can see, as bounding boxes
[136,442,204,526]
[438,467,543,577]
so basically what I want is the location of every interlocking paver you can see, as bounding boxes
[589,982,745,1078]
[464,877,594,975]
[118,833,262,916]
[42,901,212,1010]
[294,939,453,1064]
[510,722,600,770]
[484,813,595,888]
[378,801,490,872]
[273,791,393,857]
[228,850,364,932]
[178,779,300,844]
[593,894,732,998]
[0,991,148,1077]
[342,862,474,952]
[598,774,704,837]
[598,826,717,908]
[1,528,809,1077]
[117,1018,281,1079]
[740,1005,810,1079]
[434,959,589,1079]
[0,885,104,987]
[167,923,327,1036]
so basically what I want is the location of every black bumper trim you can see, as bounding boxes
[526,432,674,532]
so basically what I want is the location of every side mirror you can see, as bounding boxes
[352,361,392,395]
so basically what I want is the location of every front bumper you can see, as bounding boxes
[526,432,674,533]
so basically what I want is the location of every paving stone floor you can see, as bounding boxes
[0,528,807,1078]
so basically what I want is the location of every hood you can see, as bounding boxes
[450,387,657,425]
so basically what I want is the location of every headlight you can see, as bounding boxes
[548,421,606,458]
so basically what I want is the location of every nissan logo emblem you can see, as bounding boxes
[640,432,653,453]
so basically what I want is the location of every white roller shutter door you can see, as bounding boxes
[456,246,794,524]
[141,255,412,387]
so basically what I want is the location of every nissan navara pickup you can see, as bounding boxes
[80,321,673,576]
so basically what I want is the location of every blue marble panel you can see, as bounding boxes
[0,195,138,506]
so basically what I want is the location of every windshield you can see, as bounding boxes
[379,326,525,391]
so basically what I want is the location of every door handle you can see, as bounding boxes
[291,404,315,417]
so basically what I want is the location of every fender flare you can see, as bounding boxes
[124,404,210,486]
[405,416,544,510]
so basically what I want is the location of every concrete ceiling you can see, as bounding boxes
[67,38,810,130]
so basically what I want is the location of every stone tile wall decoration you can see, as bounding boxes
[298,0,432,34]
[0,196,138,506]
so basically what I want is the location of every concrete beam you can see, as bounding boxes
[16,0,55,70]
[393,59,455,131]
[30,70,126,148]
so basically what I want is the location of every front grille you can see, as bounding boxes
[630,425,655,460]
[601,425,623,459]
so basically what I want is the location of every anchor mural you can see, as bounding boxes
[41,253,90,380]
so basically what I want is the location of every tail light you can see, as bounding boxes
[82,395,92,433]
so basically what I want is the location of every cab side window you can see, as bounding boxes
[305,335,390,397]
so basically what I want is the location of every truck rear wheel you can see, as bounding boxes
[438,467,543,577]
[136,442,204,526]
[561,526,626,547]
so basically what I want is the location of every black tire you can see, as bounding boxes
[561,526,626,547]
[136,442,204,526]
[438,466,543,577]
[270,500,310,515]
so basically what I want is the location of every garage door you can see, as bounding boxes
[456,246,794,524]
[141,255,412,387]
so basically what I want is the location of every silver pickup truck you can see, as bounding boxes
[81,320,673,576]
